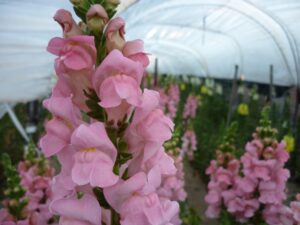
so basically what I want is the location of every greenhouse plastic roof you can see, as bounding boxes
[120,0,300,87]
[0,0,300,103]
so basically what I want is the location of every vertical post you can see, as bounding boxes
[269,65,274,104]
[291,87,299,136]
[226,65,239,126]
[154,58,158,87]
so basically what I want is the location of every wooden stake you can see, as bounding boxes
[226,65,239,126]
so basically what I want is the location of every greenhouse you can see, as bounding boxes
[0,0,299,224]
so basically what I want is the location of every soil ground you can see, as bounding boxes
[184,162,218,225]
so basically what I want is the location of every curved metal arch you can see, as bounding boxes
[147,40,209,75]
[244,0,300,86]
[128,23,244,78]
[141,38,210,75]
[147,49,192,75]
[122,0,297,85]
[147,44,208,76]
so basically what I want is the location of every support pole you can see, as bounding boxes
[154,58,158,87]
[269,65,274,104]
[291,87,299,136]
[226,65,239,127]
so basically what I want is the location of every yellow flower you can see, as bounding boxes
[180,83,186,91]
[200,85,209,95]
[237,103,249,116]
[284,135,295,153]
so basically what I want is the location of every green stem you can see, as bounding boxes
[111,208,120,225]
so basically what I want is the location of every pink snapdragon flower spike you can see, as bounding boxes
[156,84,180,120]
[119,193,179,225]
[39,118,72,157]
[70,122,119,187]
[290,194,300,223]
[39,96,81,157]
[47,34,97,109]
[262,204,294,225]
[157,151,187,202]
[127,146,177,181]
[123,40,150,67]
[43,4,180,224]
[93,49,144,88]
[104,172,179,225]
[54,9,82,38]
[125,89,174,162]
[92,50,144,123]
[2,220,30,225]
[181,129,197,160]
[205,151,243,219]
[105,17,126,52]
[205,112,298,224]
[183,95,199,120]
[51,75,89,111]
[0,148,57,225]
[104,172,147,212]
[50,193,101,225]
[99,75,142,123]
[43,96,82,125]
[47,35,96,75]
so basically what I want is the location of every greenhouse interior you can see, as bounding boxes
[1,0,300,224]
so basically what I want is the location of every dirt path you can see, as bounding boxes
[184,162,218,225]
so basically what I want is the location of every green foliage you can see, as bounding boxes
[219,209,240,225]
[180,201,202,225]
[84,88,107,121]
[93,187,110,209]
[1,154,28,220]
[217,122,239,155]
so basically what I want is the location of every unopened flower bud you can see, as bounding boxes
[263,147,274,159]
[4,189,10,196]
[263,137,272,145]
[105,17,126,52]
[70,0,85,8]
[86,4,108,34]
[216,153,224,165]
[54,9,82,38]
[107,0,120,6]
[9,199,18,206]
[77,21,87,30]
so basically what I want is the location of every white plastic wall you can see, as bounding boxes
[0,0,300,103]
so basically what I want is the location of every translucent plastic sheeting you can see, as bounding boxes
[0,0,300,104]
[120,0,300,86]
[0,0,135,103]
[0,0,74,103]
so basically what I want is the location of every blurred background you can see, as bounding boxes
[0,0,299,224]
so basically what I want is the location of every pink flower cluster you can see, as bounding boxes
[183,95,198,120]
[157,84,180,120]
[261,193,300,225]
[181,129,197,161]
[39,6,179,225]
[158,148,187,203]
[205,129,300,225]
[205,155,240,219]
[0,158,56,225]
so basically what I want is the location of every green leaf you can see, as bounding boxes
[73,6,87,23]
